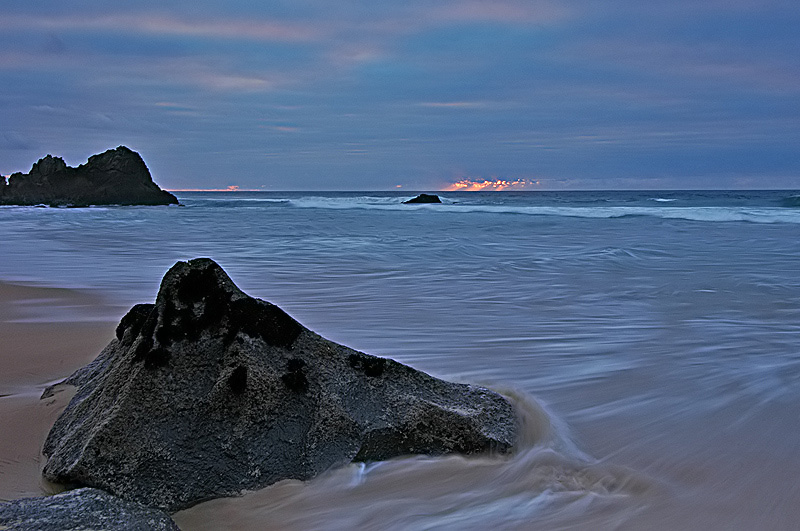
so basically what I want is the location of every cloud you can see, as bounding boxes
[606,0,796,16]
[167,185,252,192]
[325,44,385,67]
[417,101,488,109]
[1,132,34,151]
[443,178,540,191]
[0,13,322,43]
[567,38,800,94]
[311,0,576,70]
[84,54,290,94]
[188,72,275,92]
[428,0,574,25]
[270,126,301,133]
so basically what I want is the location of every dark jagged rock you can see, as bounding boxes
[42,258,517,512]
[0,146,178,206]
[403,193,442,204]
[0,488,179,531]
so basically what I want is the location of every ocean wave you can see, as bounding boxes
[781,194,800,208]
[166,192,800,223]
[283,199,800,223]
[178,198,291,208]
[0,205,115,214]
[296,195,456,208]
[187,197,290,203]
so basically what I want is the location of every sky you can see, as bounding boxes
[1,1,799,191]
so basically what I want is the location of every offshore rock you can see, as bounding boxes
[404,193,442,204]
[0,488,179,531]
[42,258,517,512]
[0,146,178,206]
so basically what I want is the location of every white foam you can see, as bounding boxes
[285,199,800,223]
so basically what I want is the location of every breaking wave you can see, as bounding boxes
[782,194,800,208]
[275,197,800,224]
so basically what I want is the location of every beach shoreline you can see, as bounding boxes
[0,281,115,501]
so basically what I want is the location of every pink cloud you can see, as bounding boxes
[443,177,540,191]
[0,13,323,43]
[418,101,487,108]
[85,56,290,94]
[430,0,574,24]
[271,126,301,132]
[168,185,264,192]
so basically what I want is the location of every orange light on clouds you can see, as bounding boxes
[442,178,539,191]
[167,185,253,192]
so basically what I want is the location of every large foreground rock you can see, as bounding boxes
[0,488,179,530]
[0,146,178,206]
[42,258,517,511]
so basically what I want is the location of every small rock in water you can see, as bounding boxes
[42,258,517,511]
[403,193,442,204]
[0,488,179,531]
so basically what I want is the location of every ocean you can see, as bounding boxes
[2,190,799,529]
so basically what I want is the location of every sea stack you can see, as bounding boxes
[41,258,517,511]
[0,146,178,206]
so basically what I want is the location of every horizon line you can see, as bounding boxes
[165,187,800,193]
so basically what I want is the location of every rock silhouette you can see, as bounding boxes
[403,193,442,204]
[0,146,178,206]
[42,258,517,511]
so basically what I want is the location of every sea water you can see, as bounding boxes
[2,190,800,529]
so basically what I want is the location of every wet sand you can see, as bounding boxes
[0,282,115,501]
[3,281,799,529]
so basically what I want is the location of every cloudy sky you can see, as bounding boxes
[1,1,798,190]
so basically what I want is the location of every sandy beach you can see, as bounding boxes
[0,282,115,501]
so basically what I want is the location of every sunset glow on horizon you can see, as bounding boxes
[167,185,250,192]
[443,178,540,191]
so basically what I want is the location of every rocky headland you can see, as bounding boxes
[0,146,178,206]
[40,258,518,512]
